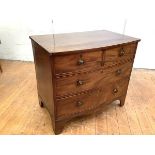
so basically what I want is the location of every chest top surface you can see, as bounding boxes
[29,30,140,55]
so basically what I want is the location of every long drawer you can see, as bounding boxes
[55,61,133,97]
[56,79,129,118]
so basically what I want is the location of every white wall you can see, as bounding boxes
[0,0,155,69]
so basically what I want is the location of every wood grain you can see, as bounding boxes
[54,50,102,74]
[55,61,132,97]
[56,79,129,119]
[30,30,139,134]
[0,60,155,135]
[29,30,140,54]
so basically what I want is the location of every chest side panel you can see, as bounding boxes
[31,41,55,118]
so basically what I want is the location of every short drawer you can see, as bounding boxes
[55,61,133,97]
[105,43,137,62]
[56,79,129,118]
[54,50,102,74]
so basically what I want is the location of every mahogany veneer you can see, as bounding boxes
[30,30,140,134]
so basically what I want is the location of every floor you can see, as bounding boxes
[0,60,155,135]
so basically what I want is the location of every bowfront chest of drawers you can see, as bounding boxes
[30,30,140,134]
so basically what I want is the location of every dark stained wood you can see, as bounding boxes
[29,30,140,54]
[105,42,137,61]
[30,30,140,134]
[54,50,102,74]
[55,61,133,97]
[56,79,129,119]
[31,41,56,131]
[53,42,137,76]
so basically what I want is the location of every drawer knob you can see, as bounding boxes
[119,48,125,56]
[77,80,84,86]
[113,88,118,94]
[116,69,122,75]
[77,58,84,65]
[76,101,84,107]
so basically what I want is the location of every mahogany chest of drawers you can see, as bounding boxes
[30,30,140,134]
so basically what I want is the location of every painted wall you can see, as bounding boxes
[0,0,155,68]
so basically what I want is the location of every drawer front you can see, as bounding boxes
[54,50,102,74]
[54,43,137,75]
[56,79,129,118]
[55,61,133,97]
[105,43,137,62]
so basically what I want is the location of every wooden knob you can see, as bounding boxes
[113,88,118,94]
[119,48,125,56]
[76,101,84,107]
[77,80,84,86]
[116,69,122,75]
[77,58,84,65]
